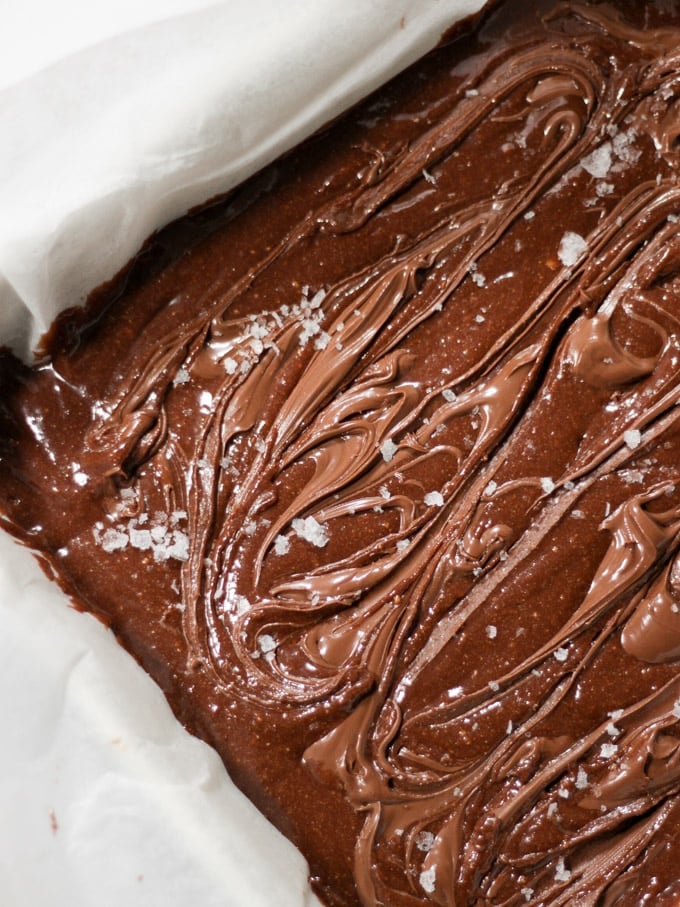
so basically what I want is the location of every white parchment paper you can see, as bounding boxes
[0,1,485,903]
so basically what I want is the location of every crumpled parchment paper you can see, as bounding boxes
[0,2,485,903]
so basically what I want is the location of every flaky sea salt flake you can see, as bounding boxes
[99,527,129,553]
[419,867,436,894]
[624,428,641,449]
[581,142,613,178]
[415,831,435,853]
[424,491,445,507]
[555,858,572,883]
[540,477,555,494]
[309,288,326,309]
[273,535,290,556]
[380,438,398,462]
[292,516,329,548]
[558,231,589,267]
[258,634,277,654]
[166,530,190,562]
[129,526,152,551]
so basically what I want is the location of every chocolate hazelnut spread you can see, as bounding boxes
[2,1,680,904]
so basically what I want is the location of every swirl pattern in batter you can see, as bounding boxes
[2,1,680,904]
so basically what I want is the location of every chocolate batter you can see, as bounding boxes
[2,1,680,903]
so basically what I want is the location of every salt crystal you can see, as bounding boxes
[380,439,398,462]
[299,317,322,346]
[415,831,435,853]
[99,528,128,553]
[596,181,614,197]
[486,625,497,639]
[165,530,190,562]
[442,388,457,403]
[576,767,589,789]
[258,634,276,654]
[234,595,250,616]
[600,742,618,759]
[396,538,410,552]
[558,231,589,267]
[174,367,190,385]
[273,535,290,556]
[521,888,534,903]
[612,128,641,165]
[309,288,326,309]
[555,647,568,663]
[129,527,152,550]
[291,516,329,548]
[581,142,613,179]
[223,357,238,375]
[151,524,167,543]
[540,477,555,494]
[554,858,572,883]
[419,867,436,894]
[624,428,641,449]
[424,491,445,507]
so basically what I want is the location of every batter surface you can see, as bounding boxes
[2,2,680,904]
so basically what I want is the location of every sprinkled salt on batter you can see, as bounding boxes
[624,428,641,449]
[558,231,588,267]
[381,439,398,462]
[292,516,329,548]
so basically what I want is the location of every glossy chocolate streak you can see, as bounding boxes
[3,2,680,905]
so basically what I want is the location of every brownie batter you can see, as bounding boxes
[2,1,680,904]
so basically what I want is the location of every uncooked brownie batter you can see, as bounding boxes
[2,1,680,903]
